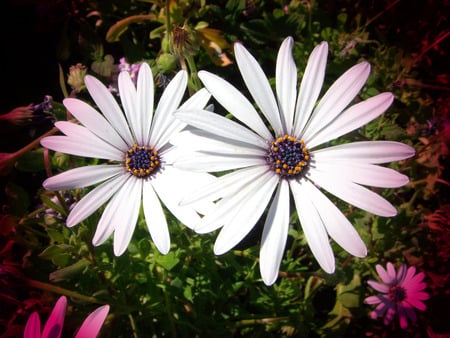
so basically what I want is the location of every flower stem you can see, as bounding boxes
[26,278,102,304]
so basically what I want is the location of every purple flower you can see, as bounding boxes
[364,262,429,329]
[24,296,109,338]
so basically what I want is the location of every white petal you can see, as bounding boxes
[303,62,371,141]
[113,178,142,256]
[260,179,290,285]
[175,109,268,148]
[151,166,216,229]
[181,166,267,206]
[137,63,154,146]
[84,74,134,146]
[67,173,128,227]
[307,169,397,216]
[303,179,367,257]
[289,179,335,273]
[293,41,328,137]
[50,121,124,160]
[142,181,170,254]
[308,92,394,148]
[150,70,187,148]
[41,133,123,161]
[234,43,283,136]
[43,164,123,190]
[213,172,279,254]
[276,37,297,134]
[312,141,416,164]
[312,161,409,188]
[63,98,128,151]
[196,169,277,234]
[175,151,265,173]
[92,175,134,247]
[118,70,141,143]
[170,129,265,156]
[198,71,273,140]
[179,87,211,110]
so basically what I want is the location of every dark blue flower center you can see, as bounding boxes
[125,144,160,177]
[267,134,310,178]
[389,284,406,303]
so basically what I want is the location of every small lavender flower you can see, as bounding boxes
[364,262,430,329]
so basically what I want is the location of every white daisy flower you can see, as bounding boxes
[173,37,415,285]
[41,62,215,256]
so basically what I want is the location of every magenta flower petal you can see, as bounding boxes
[24,312,41,338]
[75,305,110,338]
[41,296,67,338]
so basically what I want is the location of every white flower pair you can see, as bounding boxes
[41,37,414,285]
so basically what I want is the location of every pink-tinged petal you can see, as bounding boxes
[92,175,134,247]
[397,304,409,329]
[289,179,335,273]
[66,173,127,227]
[364,295,383,305]
[368,280,390,293]
[143,181,170,254]
[312,161,409,188]
[84,74,134,146]
[293,41,328,137]
[175,109,267,149]
[260,179,290,285]
[63,98,128,151]
[24,312,41,338]
[383,304,396,325]
[373,298,391,318]
[302,62,371,142]
[42,125,123,161]
[405,295,428,311]
[137,63,154,146]
[150,71,187,149]
[213,172,279,255]
[118,70,141,143]
[113,178,142,256]
[197,71,273,141]
[307,169,397,217]
[43,165,123,190]
[386,262,397,281]
[302,179,367,257]
[407,290,429,301]
[276,37,297,134]
[375,264,394,284]
[75,305,110,338]
[307,92,394,148]
[41,296,67,338]
[234,42,283,136]
[396,264,408,281]
[401,301,418,324]
[312,141,416,164]
[403,265,417,283]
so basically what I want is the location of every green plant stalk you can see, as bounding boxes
[27,278,102,304]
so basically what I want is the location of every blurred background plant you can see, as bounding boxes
[0,0,448,337]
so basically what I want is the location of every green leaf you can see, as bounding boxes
[106,14,158,42]
[156,252,180,271]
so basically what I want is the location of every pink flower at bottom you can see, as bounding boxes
[24,296,109,338]
[364,262,429,329]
